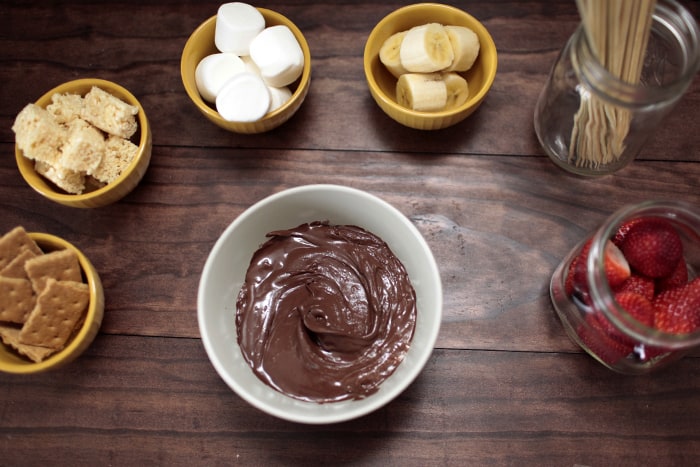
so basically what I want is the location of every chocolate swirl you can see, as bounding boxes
[236,221,417,403]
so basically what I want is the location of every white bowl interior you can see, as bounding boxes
[197,184,442,424]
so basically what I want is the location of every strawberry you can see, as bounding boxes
[565,240,590,298]
[655,258,689,294]
[592,291,655,346]
[614,274,655,301]
[612,218,644,247]
[603,241,631,287]
[619,218,683,278]
[577,315,633,365]
[653,277,700,334]
[615,291,656,327]
[635,343,670,363]
[564,239,630,300]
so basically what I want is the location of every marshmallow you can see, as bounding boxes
[195,53,246,103]
[240,55,261,76]
[267,86,292,112]
[215,2,265,55]
[249,25,304,87]
[216,72,271,122]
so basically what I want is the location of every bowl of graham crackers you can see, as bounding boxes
[13,78,152,208]
[0,226,104,374]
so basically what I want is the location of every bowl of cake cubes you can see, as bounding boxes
[0,226,105,374]
[13,78,152,208]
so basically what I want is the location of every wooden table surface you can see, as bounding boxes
[1,1,699,465]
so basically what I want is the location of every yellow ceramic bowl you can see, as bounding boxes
[15,78,152,208]
[0,233,105,374]
[181,9,312,134]
[364,3,498,130]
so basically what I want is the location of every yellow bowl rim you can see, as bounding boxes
[363,2,498,120]
[0,232,104,374]
[15,78,151,204]
[180,8,312,129]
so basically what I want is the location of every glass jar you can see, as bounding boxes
[534,0,700,176]
[550,201,700,374]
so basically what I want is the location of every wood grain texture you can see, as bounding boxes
[0,0,699,465]
[1,336,699,466]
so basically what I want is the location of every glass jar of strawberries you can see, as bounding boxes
[550,201,700,373]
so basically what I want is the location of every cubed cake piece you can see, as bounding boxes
[11,104,65,166]
[81,86,138,139]
[59,118,105,175]
[47,92,84,124]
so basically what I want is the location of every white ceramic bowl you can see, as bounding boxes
[197,184,442,424]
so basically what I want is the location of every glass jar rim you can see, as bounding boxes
[587,200,700,349]
[573,0,700,107]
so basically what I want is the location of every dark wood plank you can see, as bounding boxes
[0,335,698,466]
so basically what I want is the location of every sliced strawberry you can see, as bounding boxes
[614,274,655,301]
[656,258,689,294]
[619,218,683,278]
[565,239,630,301]
[653,277,700,334]
[577,315,633,365]
[603,241,631,287]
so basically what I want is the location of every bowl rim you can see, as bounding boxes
[197,184,442,424]
[363,2,498,119]
[14,77,151,203]
[180,8,312,126]
[0,232,104,374]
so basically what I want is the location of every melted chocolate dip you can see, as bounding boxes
[236,221,417,403]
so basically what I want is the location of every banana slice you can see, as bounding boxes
[396,73,447,111]
[399,23,454,73]
[444,25,480,72]
[442,72,469,109]
[379,31,408,78]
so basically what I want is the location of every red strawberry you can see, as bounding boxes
[565,240,591,298]
[577,315,633,365]
[653,277,700,334]
[656,258,689,294]
[614,274,655,301]
[592,291,655,346]
[635,344,670,363]
[565,239,630,300]
[603,241,631,287]
[612,218,644,247]
[619,218,683,278]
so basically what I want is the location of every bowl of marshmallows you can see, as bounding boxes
[181,2,312,134]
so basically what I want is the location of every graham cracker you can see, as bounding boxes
[25,248,82,295]
[0,323,56,363]
[0,226,42,270]
[0,276,36,323]
[0,248,39,280]
[19,278,89,350]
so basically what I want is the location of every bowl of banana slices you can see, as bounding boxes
[363,3,497,130]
